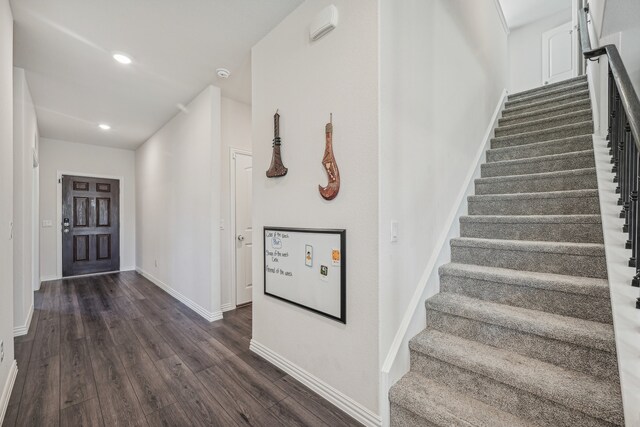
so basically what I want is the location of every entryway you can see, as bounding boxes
[61,174,120,277]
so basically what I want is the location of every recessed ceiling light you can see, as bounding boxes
[98,123,111,130]
[216,68,231,79]
[112,52,132,65]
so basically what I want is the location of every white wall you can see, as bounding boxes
[136,86,222,319]
[251,0,380,421]
[220,97,252,310]
[508,8,573,93]
[0,0,15,420]
[379,0,508,418]
[39,138,136,280]
[13,67,38,335]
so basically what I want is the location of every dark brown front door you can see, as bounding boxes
[62,175,120,277]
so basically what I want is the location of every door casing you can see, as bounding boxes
[56,170,125,279]
[229,148,252,308]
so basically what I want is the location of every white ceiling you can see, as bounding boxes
[11,0,303,150]
[498,0,571,29]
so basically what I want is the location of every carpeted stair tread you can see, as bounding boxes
[505,82,589,108]
[459,213,603,243]
[425,293,615,353]
[468,189,600,215]
[491,121,594,149]
[486,134,593,162]
[482,150,595,177]
[507,76,587,100]
[439,262,613,324]
[409,330,624,426]
[475,167,597,195]
[451,237,604,256]
[450,237,607,278]
[499,99,591,127]
[389,371,535,427]
[502,90,590,117]
[439,262,609,298]
[495,109,592,137]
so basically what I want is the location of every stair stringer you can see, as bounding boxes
[379,89,508,426]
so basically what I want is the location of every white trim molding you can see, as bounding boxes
[220,303,235,313]
[250,339,382,427]
[493,0,510,35]
[0,360,18,425]
[592,135,640,426]
[13,302,34,337]
[379,89,508,425]
[136,267,223,323]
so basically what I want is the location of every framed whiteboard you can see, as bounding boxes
[263,227,346,323]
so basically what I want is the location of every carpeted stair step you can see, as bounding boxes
[389,372,535,427]
[409,330,624,427]
[495,110,593,137]
[491,121,594,149]
[487,135,593,162]
[499,99,591,127]
[450,237,607,278]
[475,168,597,195]
[482,150,595,177]
[468,189,600,215]
[505,82,589,108]
[507,76,587,101]
[425,293,618,380]
[439,263,612,323]
[502,90,590,117]
[459,214,603,243]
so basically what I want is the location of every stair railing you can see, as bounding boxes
[578,6,640,309]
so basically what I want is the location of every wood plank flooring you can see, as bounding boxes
[3,271,362,427]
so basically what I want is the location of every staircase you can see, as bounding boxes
[389,75,625,427]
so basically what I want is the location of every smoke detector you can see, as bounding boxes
[216,68,231,79]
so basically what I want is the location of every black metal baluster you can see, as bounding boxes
[612,90,620,176]
[607,69,613,147]
[630,140,638,265]
[623,117,632,226]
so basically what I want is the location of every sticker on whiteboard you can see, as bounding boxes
[320,265,329,281]
[331,249,341,266]
[305,245,313,267]
[271,235,282,249]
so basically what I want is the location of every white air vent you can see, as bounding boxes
[309,5,338,41]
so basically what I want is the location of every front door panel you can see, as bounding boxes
[62,175,120,276]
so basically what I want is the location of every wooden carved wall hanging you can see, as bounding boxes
[319,113,340,200]
[266,109,288,178]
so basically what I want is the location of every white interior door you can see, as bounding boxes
[235,153,253,306]
[542,21,576,85]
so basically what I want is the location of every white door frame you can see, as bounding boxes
[229,147,252,308]
[55,170,124,280]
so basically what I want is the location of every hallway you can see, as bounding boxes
[2,272,360,426]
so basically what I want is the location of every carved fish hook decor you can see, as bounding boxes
[319,113,340,200]
[266,109,288,178]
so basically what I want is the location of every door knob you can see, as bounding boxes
[237,235,245,241]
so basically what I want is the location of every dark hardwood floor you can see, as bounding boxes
[3,271,361,427]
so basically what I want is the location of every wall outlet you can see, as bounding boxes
[154,259,158,268]
[1,340,4,363]
[42,219,53,227]
[391,221,399,243]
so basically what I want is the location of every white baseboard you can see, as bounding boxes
[120,266,136,272]
[592,135,640,427]
[220,303,235,312]
[40,275,59,282]
[250,339,382,427]
[136,267,223,322]
[378,89,508,425]
[13,302,34,337]
[0,360,18,425]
